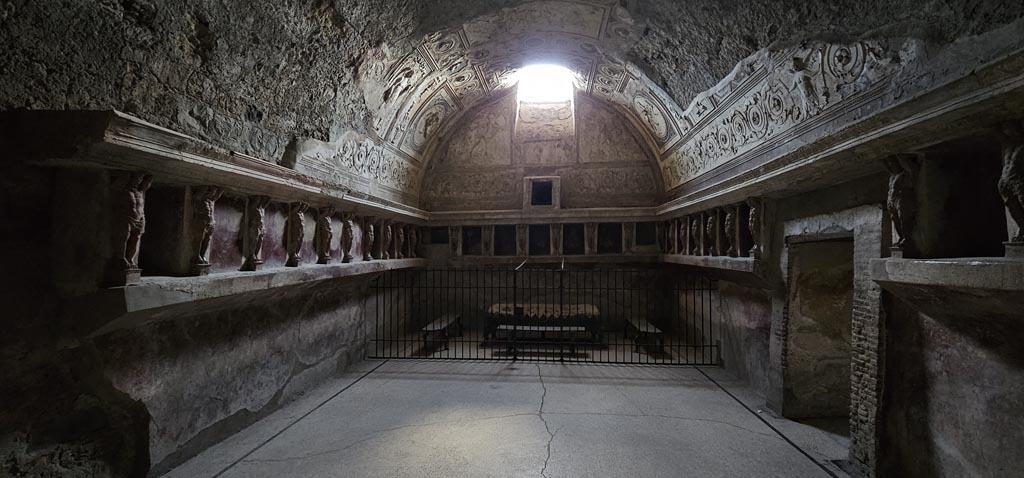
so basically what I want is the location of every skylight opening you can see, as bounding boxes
[515,64,575,103]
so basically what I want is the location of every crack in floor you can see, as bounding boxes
[537,365,555,478]
[231,365,794,476]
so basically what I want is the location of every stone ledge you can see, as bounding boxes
[6,110,427,222]
[659,254,769,286]
[871,257,1024,324]
[871,257,1024,291]
[447,255,661,266]
[87,258,426,336]
[429,207,660,225]
[660,254,761,273]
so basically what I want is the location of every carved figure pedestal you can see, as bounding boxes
[106,266,141,287]
[240,258,264,272]
[890,246,906,259]
[1005,242,1024,260]
[189,263,212,276]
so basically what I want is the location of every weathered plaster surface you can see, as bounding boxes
[423,94,659,210]
[716,281,773,395]
[95,280,374,474]
[882,303,1024,478]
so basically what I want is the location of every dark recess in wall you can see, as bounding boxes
[462,226,482,255]
[494,225,517,256]
[598,223,623,254]
[529,224,551,255]
[563,224,585,255]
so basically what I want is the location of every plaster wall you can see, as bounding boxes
[784,240,854,419]
[97,280,376,475]
[0,161,391,477]
[715,281,773,398]
[423,93,660,211]
[881,302,1024,478]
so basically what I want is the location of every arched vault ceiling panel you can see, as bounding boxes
[359,0,694,192]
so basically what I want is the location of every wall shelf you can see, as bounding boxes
[86,258,426,337]
[659,254,769,286]
[871,257,1024,323]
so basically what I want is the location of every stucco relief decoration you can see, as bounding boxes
[632,94,670,142]
[305,138,419,194]
[366,51,433,139]
[661,41,902,190]
[423,170,518,202]
[362,1,650,168]
[564,168,655,196]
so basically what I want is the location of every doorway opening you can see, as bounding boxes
[784,238,855,444]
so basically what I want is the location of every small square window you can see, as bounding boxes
[531,180,553,206]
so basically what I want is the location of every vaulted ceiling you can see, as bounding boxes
[358,0,680,183]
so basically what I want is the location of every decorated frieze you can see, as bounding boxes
[296,135,420,195]
[660,41,906,190]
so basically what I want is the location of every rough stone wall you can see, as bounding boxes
[423,92,659,210]
[0,0,420,162]
[629,0,1024,110]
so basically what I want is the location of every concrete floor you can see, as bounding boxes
[165,361,846,478]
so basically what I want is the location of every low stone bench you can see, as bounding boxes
[495,325,588,357]
[421,313,462,351]
[626,318,664,353]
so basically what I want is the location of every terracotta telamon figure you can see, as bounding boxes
[705,213,718,256]
[381,219,392,260]
[191,186,223,266]
[998,121,1024,244]
[394,222,405,259]
[884,154,921,250]
[112,172,153,272]
[747,198,762,259]
[286,202,309,267]
[408,226,418,259]
[679,219,688,255]
[363,217,375,261]
[241,195,270,271]
[691,216,702,255]
[724,207,737,257]
[315,206,335,264]
[341,214,354,263]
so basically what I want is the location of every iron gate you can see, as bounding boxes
[367,267,720,365]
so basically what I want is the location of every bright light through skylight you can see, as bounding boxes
[515,64,575,103]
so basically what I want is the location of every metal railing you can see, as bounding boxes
[368,264,719,365]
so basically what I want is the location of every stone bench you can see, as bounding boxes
[626,318,664,353]
[421,313,462,351]
[495,325,589,357]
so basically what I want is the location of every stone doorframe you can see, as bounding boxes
[767,205,888,474]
